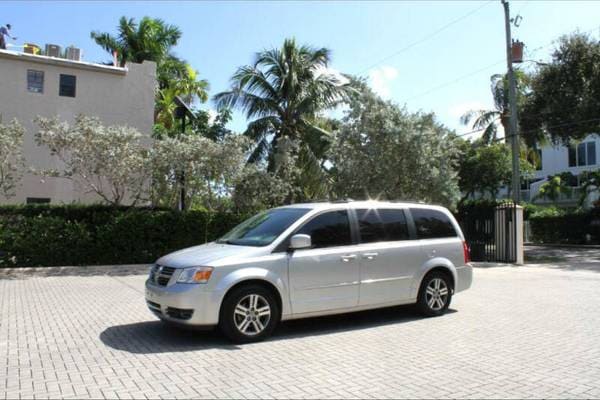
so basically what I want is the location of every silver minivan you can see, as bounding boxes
[145,201,472,343]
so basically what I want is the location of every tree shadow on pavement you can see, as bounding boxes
[100,305,456,353]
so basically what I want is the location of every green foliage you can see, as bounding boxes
[231,165,293,214]
[91,16,209,134]
[520,33,600,145]
[534,172,575,202]
[460,71,530,144]
[91,16,181,69]
[0,119,25,198]
[522,203,569,219]
[151,134,249,210]
[329,80,460,208]
[0,205,246,267]
[214,38,354,197]
[529,209,600,244]
[579,169,600,206]
[34,115,151,206]
[458,140,512,200]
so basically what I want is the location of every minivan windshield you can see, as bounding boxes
[217,208,310,247]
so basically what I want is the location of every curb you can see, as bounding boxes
[525,243,600,249]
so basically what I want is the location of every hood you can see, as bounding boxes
[156,242,264,268]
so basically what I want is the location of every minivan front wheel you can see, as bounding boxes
[219,284,279,343]
[417,271,452,317]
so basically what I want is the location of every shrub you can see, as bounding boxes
[0,205,247,267]
[529,209,600,244]
[522,203,571,219]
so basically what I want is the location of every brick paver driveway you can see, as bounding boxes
[2,255,600,399]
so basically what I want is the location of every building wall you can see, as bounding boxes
[0,50,156,204]
[527,134,599,206]
[534,133,599,179]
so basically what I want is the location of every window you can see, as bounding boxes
[568,141,596,167]
[356,208,409,243]
[59,74,76,97]
[27,70,44,93]
[26,197,51,204]
[410,208,457,239]
[588,142,596,165]
[217,208,309,247]
[295,210,352,248]
[534,149,542,170]
[569,146,577,167]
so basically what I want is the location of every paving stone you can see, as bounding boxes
[1,261,600,398]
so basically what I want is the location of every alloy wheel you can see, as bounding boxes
[425,278,449,311]
[233,294,271,336]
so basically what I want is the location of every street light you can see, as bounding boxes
[174,96,194,211]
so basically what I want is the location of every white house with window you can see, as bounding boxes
[0,48,156,204]
[522,133,599,207]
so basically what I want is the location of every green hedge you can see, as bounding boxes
[0,205,247,268]
[529,209,600,244]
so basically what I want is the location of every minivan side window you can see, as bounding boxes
[295,210,352,248]
[410,208,457,239]
[356,208,409,243]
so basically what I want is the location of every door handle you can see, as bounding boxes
[340,254,357,262]
[362,252,379,260]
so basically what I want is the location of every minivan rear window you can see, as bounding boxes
[410,208,457,239]
[356,209,409,243]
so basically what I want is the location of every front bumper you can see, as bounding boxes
[145,279,224,326]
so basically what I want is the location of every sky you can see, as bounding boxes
[4,0,600,137]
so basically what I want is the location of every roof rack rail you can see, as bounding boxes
[330,198,354,203]
[389,199,426,204]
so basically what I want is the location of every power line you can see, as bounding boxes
[403,59,505,102]
[525,25,600,59]
[400,24,600,104]
[357,0,493,75]
[471,117,600,144]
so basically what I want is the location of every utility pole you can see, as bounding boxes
[502,0,521,204]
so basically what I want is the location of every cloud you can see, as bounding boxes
[447,101,505,140]
[313,65,350,86]
[369,66,399,99]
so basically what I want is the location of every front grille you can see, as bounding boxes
[165,307,194,320]
[151,265,176,286]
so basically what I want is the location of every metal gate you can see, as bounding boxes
[459,203,518,263]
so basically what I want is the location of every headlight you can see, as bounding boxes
[176,266,214,284]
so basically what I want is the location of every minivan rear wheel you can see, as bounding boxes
[219,284,280,343]
[417,271,452,317]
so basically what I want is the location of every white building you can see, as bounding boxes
[0,48,156,204]
[522,134,599,207]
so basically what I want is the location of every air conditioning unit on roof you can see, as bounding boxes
[65,46,81,61]
[45,44,62,58]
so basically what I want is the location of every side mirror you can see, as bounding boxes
[289,234,311,250]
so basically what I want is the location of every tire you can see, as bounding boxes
[219,284,280,344]
[416,271,453,317]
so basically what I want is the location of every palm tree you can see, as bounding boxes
[534,172,574,202]
[214,38,354,173]
[93,17,210,129]
[461,71,529,144]
[579,170,600,206]
[155,64,209,130]
[91,16,181,68]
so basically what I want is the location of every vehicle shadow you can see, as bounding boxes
[100,305,456,353]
